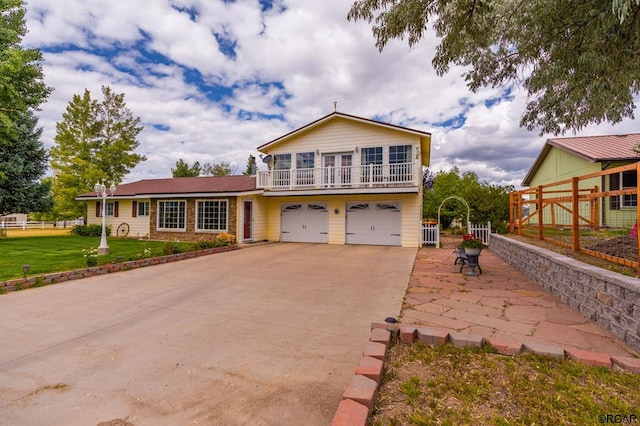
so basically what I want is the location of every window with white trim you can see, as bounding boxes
[137,201,150,217]
[274,154,291,170]
[389,145,411,164]
[296,152,315,169]
[296,152,315,185]
[158,200,186,230]
[361,147,383,165]
[273,154,291,186]
[389,145,412,182]
[106,201,115,216]
[196,200,228,231]
[610,170,638,209]
[361,147,383,183]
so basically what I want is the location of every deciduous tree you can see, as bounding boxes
[423,167,512,233]
[348,0,640,135]
[204,161,234,177]
[50,86,145,219]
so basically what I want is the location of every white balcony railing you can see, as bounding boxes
[257,162,419,190]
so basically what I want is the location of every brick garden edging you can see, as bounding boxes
[331,323,640,425]
[488,234,640,353]
[0,245,240,293]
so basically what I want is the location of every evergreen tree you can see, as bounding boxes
[0,112,53,216]
[243,154,256,175]
[172,159,202,177]
[50,86,145,219]
[0,0,52,215]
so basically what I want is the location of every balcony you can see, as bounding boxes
[257,162,420,191]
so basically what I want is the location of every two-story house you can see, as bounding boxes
[77,111,432,247]
[255,111,431,246]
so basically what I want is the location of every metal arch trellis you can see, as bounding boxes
[436,196,471,249]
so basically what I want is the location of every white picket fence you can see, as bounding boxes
[421,222,439,246]
[0,219,83,230]
[469,222,492,245]
[421,221,492,247]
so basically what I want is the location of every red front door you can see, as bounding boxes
[243,201,252,240]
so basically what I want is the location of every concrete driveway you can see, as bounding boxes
[0,243,415,425]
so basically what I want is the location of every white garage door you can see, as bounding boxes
[346,202,401,246]
[281,203,328,243]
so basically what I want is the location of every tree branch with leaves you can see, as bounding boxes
[50,86,145,219]
[348,0,640,135]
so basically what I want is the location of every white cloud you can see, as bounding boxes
[23,0,640,187]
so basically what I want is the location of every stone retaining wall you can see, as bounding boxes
[488,234,640,353]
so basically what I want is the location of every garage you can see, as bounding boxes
[346,201,402,246]
[281,203,328,243]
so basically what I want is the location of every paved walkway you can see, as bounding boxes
[401,238,638,357]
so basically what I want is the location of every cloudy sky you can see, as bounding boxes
[23,0,639,188]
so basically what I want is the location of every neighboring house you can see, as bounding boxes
[76,111,432,247]
[522,133,640,227]
[1,213,27,227]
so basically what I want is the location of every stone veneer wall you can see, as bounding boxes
[489,234,640,352]
[149,197,238,241]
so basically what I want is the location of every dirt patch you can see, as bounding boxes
[97,418,134,426]
[584,235,638,262]
[507,234,638,277]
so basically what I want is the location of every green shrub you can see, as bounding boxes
[195,239,216,250]
[162,241,181,255]
[71,224,112,237]
[83,247,98,266]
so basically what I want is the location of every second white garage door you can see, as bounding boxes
[346,202,401,246]
[281,203,328,243]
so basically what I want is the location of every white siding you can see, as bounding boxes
[86,199,150,238]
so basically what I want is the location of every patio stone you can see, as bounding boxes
[402,240,638,360]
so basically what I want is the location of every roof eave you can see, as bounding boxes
[257,111,432,153]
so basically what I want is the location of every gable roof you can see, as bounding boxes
[522,134,640,186]
[257,111,432,166]
[76,175,257,200]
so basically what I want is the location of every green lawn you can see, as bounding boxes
[0,235,196,281]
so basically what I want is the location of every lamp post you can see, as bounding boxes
[94,181,116,255]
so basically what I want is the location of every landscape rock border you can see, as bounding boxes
[0,245,240,293]
[331,322,640,426]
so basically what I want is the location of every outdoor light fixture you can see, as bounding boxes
[94,181,117,255]
[22,264,30,278]
[385,316,399,343]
